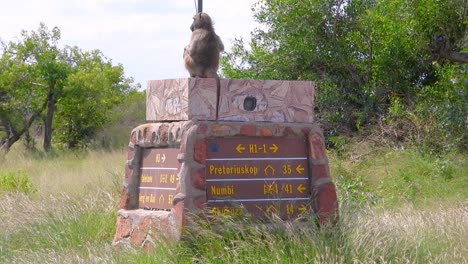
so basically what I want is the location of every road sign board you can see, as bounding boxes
[206,138,310,219]
[138,148,179,210]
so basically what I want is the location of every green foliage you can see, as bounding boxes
[53,48,135,149]
[0,23,136,152]
[0,170,35,194]
[379,63,467,152]
[0,23,70,152]
[0,25,51,144]
[93,89,146,150]
[336,175,376,206]
[326,135,348,154]
[415,63,467,151]
[222,0,467,149]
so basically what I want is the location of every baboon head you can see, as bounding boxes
[190,12,213,32]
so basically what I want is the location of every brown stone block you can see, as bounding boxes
[119,187,130,209]
[315,183,339,226]
[173,199,185,227]
[283,127,297,137]
[179,134,187,153]
[124,165,132,183]
[301,127,311,135]
[113,217,132,242]
[259,128,272,136]
[127,146,135,160]
[218,79,315,123]
[197,124,208,135]
[130,131,137,145]
[146,78,217,122]
[191,168,206,190]
[157,124,169,142]
[271,125,284,136]
[311,164,329,180]
[131,218,151,246]
[308,132,326,160]
[210,124,233,137]
[240,124,257,136]
[193,140,207,164]
[113,209,181,247]
[130,229,146,247]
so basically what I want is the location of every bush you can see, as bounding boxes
[0,170,35,194]
[415,63,467,152]
[378,63,467,152]
[92,90,146,150]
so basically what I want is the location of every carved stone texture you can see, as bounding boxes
[218,79,315,123]
[146,78,217,122]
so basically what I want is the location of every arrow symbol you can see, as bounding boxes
[298,204,307,213]
[264,164,275,176]
[269,144,278,153]
[236,144,245,154]
[297,183,306,194]
[266,205,278,214]
[158,194,165,204]
[296,164,305,174]
[161,153,166,163]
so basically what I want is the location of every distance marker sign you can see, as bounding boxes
[206,138,310,219]
[138,148,180,210]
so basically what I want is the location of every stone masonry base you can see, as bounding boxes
[113,120,338,248]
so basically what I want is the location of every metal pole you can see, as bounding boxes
[198,0,203,13]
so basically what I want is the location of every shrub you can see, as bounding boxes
[0,170,35,194]
[336,175,376,206]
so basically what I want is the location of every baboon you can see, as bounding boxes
[183,12,224,78]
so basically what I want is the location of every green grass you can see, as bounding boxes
[329,141,467,207]
[0,170,35,194]
[0,142,466,263]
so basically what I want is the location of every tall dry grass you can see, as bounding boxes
[0,144,466,263]
[0,146,123,263]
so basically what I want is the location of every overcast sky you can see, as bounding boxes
[0,0,259,88]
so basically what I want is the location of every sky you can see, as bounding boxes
[0,0,259,88]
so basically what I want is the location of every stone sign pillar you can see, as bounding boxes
[113,78,338,250]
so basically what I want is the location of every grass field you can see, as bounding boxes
[0,143,466,263]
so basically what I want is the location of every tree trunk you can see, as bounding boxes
[43,95,56,152]
[0,128,21,153]
[24,128,34,149]
[0,135,20,152]
[0,94,49,153]
[432,35,468,63]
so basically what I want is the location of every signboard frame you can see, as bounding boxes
[206,137,311,219]
[137,147,180,210]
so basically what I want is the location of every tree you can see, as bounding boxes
[0,26,53,151]
[54,48,134,148]
[222,0,467,135]
[0,23,136,152]
[29,25,71,152]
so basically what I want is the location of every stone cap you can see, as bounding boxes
[146,78,315,123]
[146,78,217,122]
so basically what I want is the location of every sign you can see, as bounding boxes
[138,148,179,210]
[206,138,310,219]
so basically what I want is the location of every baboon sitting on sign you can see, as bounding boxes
[183,12,224,78]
